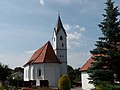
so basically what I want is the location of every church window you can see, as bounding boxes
[60,36,63,40]
[62,43,64,47]
[54,37,55,41]
[38,69,41,76]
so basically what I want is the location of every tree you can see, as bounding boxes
[0,62,12,82]
[67,65,75,83]
[14,67,24,73]
[88,0,120,86]
[67,65,81,86]
[74,68,81,82]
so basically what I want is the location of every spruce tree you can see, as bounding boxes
[88,0,120,85]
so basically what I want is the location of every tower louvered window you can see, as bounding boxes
[60,36,63,40]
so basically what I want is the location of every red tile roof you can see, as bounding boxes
[24,41,61,66]
[80,56,94,71]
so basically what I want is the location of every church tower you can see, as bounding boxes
[53,14,67,75]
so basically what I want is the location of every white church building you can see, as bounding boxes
[23,15,67,87]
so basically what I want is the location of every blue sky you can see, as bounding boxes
[0,0,120,69]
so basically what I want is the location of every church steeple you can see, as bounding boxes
[54,14,67,36]
[53,14,67,75]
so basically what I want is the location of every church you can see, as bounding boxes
[23,15,67,87]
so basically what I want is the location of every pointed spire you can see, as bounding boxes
[54,14,67,36]
[56,13,64,30]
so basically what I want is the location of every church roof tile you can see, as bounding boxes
[24,41,61,66]
[80,56,94,71]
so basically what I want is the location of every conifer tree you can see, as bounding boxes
[88,0,120,85]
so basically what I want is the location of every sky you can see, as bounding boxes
[0,0,120,69]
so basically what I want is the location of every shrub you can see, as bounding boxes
[58,74,71,90]
[0,86,4,90]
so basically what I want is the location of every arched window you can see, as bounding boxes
[38,69,41,77]
[60,36,63,40]
[62,43,64,47]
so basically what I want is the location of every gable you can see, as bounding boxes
[80,56,94,71]
[24,41,61,66]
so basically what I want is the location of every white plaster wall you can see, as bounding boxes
[60,63,67,75]
[24,65,30,81]
[33,64,44,86]
[45,66,55,86]
[56,49,67,63]
[25,63,60,87]
[44,63,60,87]
[30,65,34,80]
[53,29,67,51]
[53,31,57,51]
[53,29,67,75]
[56,29,67,50]
[81,72,94,90]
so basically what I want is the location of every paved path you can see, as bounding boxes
[71,87,82,90]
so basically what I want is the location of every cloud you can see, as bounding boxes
[68,32,81,41]
[48,0,71,5]
[64,24,86,49]
[75,25,85,32]
[64,24,85,32]
[68,51,91,68]
[39,0,45,5]
[25,49,36,54]
[0,55,4,58]
[64,24,72,31]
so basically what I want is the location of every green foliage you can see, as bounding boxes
[0,86,4,90]
[0,62,12,82]
[58,74,71,90]
[88,0,120,86]
[14,67,24,73]
[67,65,81,86]
[94,82,120,90]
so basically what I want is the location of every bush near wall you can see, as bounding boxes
[58,74,71,90]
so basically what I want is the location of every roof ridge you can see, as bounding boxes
[43,41,61,63]
[81,58,91,70]
[80,56,94,71]
[31,42,47,64]
[24,41,61,66]
[43,41,50,63]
